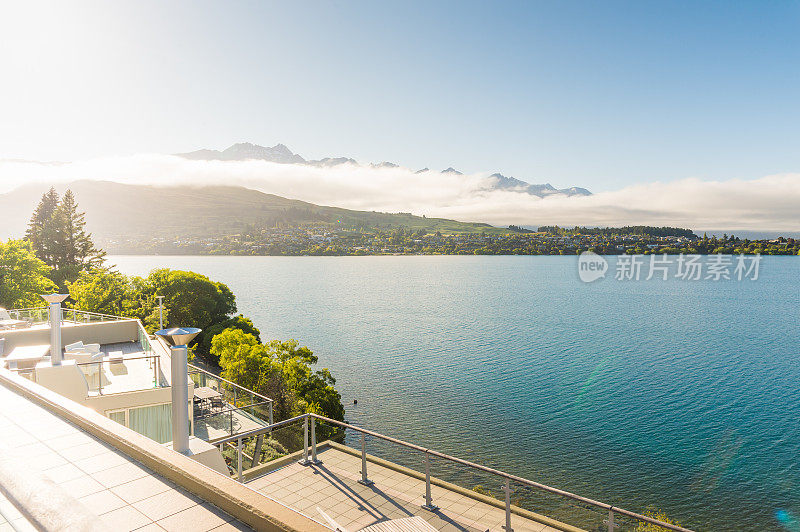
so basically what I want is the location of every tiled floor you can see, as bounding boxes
[0,492,36,531]
[194,408,267,441]
[87,341,163,395]
[246,447,567,532]
[0,382,251,532]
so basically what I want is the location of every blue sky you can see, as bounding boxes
[1,1,799,191]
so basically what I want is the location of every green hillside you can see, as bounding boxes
[0,181,511,244]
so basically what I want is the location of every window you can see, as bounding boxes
[106,403,172,444]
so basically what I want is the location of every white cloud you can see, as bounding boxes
[1,155,798,232]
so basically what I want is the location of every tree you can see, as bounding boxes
[24,187,60,265]
[67,270,166,332]
[634,508,682,531]
[24,188,105,288]
[145,269,236,346]
[48,190,106,287]
[0,240,58,308]
[196,314,260,361]
[211,330,344,422]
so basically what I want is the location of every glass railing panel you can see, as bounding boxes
[217,420,306,477]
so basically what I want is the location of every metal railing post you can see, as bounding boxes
[605,508,619,532]
[358,432,373,485]
[421,452,438,511]
[298,416,311,465]
[502,478,513,531]
[237,438,243,481]
[252,434,264,468]
[311,416,321,464]
[229,409,234,437]
[234,388,237,407]
[268,402,274,436]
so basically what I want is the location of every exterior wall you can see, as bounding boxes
[0,319,140,352]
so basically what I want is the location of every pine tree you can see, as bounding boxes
[49,190,106,287]
[24,188,106,288]
[24,187,60,265]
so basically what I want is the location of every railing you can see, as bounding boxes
[214,413,695,532]
[188,364,274,440]
[3,307,129,327]
[3,307,48,325]
[6,367,36,382]
[61,308,129,324]
[76,354,162,395]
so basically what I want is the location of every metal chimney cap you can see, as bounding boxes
[155,327,202,347]
[40,293,69,304]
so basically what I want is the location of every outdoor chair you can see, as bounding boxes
[0,308,31,330]
[210,396,225,412]
[64,341,102,354]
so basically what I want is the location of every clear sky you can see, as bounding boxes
[1,0,798,191]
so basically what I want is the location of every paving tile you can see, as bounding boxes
[43,431,96,449]
[111,475,174,504]
[132,488,202,521]
[42,462,85,483]
[58,474,106,498]
[100,505,152,531]
[156,502,231,532]
[132,524,166,532]
[8,518,37,532]
[28,451,68,471]
[79,489,128,515]
[93,462,150,488]
[73,450,130,474]
[0,498,23,521]
[56,440,113,461]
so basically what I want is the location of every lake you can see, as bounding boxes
[110,255,800,531]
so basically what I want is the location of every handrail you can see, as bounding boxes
[215,414,308,445]
[214,412,694,532]
[194,400,273,420]
[4,307,131,322]
[75,354,162,395]
[188,364,274,405]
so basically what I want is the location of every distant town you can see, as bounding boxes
[101,225,800,256]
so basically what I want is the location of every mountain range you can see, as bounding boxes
[177,143,591,198]
[0,181,513,248]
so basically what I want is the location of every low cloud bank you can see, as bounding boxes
[1,155,798,232]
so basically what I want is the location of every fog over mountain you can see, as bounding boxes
[0,147,797,234]
[178,143,591,198]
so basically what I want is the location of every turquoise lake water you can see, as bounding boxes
[110,255,800,531]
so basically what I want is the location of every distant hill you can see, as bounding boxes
[0,181,510,249]
[177,142,592,198]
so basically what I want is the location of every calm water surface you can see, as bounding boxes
[110,255,800,531]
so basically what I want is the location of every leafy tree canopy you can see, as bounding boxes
[146,269,236,332]
[211,329,344,422]
[67,270,164,331]
[197,314,260,361]
[0,240,58,308]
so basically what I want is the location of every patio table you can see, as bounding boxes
[194,386,222,400]
[4,344,50,369]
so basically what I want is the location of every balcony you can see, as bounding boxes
[189,364,274,442]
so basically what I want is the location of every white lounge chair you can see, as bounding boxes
[64,341,101,354]
[0,308,30,330]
